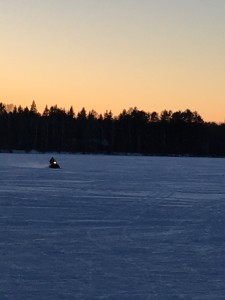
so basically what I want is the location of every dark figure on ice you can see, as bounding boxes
[49,157,60,169]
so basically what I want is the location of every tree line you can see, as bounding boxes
[0,101,225,156]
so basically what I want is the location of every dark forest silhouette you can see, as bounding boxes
[0,101,225,156]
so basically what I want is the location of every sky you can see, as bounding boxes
[0,0,225,122]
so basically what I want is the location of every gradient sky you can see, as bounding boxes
[1,0,225,122]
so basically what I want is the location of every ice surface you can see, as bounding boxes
[0,153,225,299]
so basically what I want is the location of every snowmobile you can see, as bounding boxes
[49,157,60,169]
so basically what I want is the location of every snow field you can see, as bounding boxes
[0,153,225,299]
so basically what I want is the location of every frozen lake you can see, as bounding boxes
[0,153,225,299]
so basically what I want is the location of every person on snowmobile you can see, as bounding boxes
[49,157,60,168]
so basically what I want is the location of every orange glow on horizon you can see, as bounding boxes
[1,1,225,123]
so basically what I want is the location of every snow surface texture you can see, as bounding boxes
[1,153,225,299]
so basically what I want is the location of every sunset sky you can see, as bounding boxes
[1,0,225,122]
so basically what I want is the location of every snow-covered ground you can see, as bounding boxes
[0,153,225,299]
